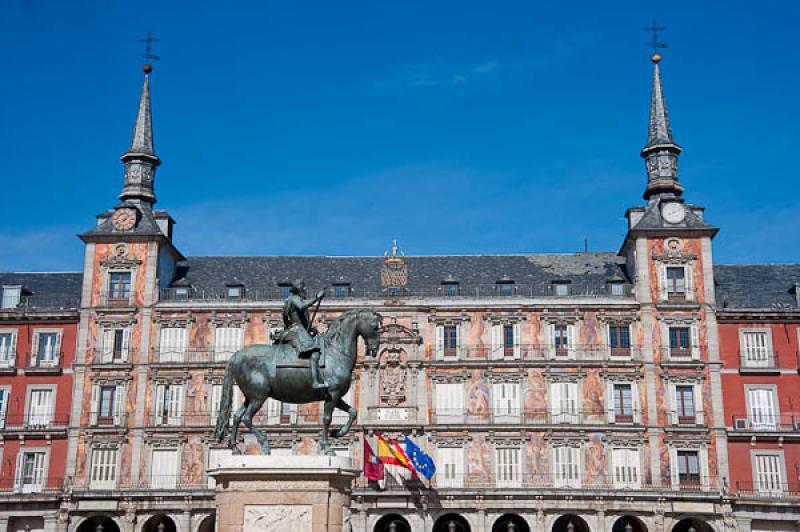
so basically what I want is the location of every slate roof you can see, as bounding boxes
[630,202,715,232]
[714,264,800,310]
[169,253,631,299]
[80,205,165,238]
[0,272,82,310]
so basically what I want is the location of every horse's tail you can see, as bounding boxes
[214,363,234,442]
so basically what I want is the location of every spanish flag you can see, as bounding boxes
[377,433,416,476]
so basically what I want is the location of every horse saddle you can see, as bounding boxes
[273,341,326,368]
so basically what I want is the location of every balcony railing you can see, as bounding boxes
[0,353,16,369]
[0,296,79,313]
[2,413,70,431]
[24,351,62,370]
[69,476,210,492]
[97,294,134,307]
[730,414,800,432]
[431,408,642,426]
[440,344,641,362]
[735,481,800,497]
[669,410,705,427]
[739,350,779,370]
[356,473,721,492]
[150,348,231,364]
[0,476,64,495]
[160,282,633,303]
[88,412,129,428]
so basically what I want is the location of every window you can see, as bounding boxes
[214,326,243,361]
[676,450,700,486]
[108,272,131,301]
[159,327,187,363]
[35,332,59,366]
[101,327,129,363]
[151,448,179,489]
[490,323,520,359]
[154,384,184,426]
[174,287,189,301]
[553,446,580,488]
[608,325,631,356]
[90,448,118,489]
[669,327,691,356]
[0,388,8,428]
[674,385,696,425]
[611,383,634,423]
[665,266,687,300]
[495,447,521,487]
[740,330,773,368]
[27,388,53,426]
[226,286,242,300]
[492,382,521,423]
[442,282,459,297]
[279,284,291,299]
[550,382,579,424]
[437,447,464,488]
[333,284,350,298]
[90,384,125,426]
[497,281,514,297]
[503,325,515,357]
[754,453,785,493]
[553,282,570,296]
[443,325,458,359]
[434,382,464,423]
[612,448,640,489]
[0,332,16,366]
[609,281,625,296]
[211,383,243,424]
[747,387,777,430]
[15,451,46,493]
[387,286,402,297]
[1,286,21,309]
[553,323,575,358]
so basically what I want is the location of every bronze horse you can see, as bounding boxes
[214,308,382,455]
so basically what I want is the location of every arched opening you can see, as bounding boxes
[612,516,648,532]
[76,516,121,532]
[141,514,177,532]
[672,519,714,532]
[374,514,412,532]
[9,517,45,532]
[493,514,530,532]
[197,515,215,532]
[433,514,471,532]
[552,515,591,532]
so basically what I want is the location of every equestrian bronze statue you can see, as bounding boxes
[213,291,382,456]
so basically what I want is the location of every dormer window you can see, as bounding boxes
[333,284,350,299]
[552,281,571,296]
[226,285,244,301]
[442,280,459,297]
[1,286,21,309]
[278,282,291,299]
[174,287,189,301]
[608,281,625,296]
[497,280,514,297]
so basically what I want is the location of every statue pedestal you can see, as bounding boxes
[209,454,359,532]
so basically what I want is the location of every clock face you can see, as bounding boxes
[111,208,137,231]
[661,202,686,224]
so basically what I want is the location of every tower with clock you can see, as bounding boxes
[618,51,726,487]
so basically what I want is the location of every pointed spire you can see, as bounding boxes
[119,64,161,206]
[640,53,684,200]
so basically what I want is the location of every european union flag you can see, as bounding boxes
[405,436,436,480]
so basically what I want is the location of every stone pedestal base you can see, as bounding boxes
[210,454,359,532]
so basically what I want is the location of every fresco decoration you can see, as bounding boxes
[182,438,206,484]
[466,434,492,484]
[525,370,547,422]
[465,371,489,420]
[583,369,605,423]
[526,433,549,483]
[582,312,602,348]
[584,433,607,486]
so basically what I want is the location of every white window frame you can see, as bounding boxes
[213,325,244,361]
[549,381,580,424]
[490,323,521,360]
[0,386,9,428]
[606,381,640,424]
[611,447,641,489]
[494,446,522,488]
[547,322,578,360]
[552,445,581,488]
[658,263,694,302]
[0,329,18,367]
[664,322,700,360]
[492,381,521,423]
[30,328,62,367]
[751,450,786,494]
[89,447,119,489]
[89,383,126,426]
[435,324,462,361]
[153,383,185,426]
[434,382,464,423]
[150,447,180,489]
[745,385,779,431]
[669,446,709,490]
[436,446,464,488]
[1,286,22,309]
[158,326,188,363]
[106,269,133,303]
[25,384,56,427]
[14,448,49,493]
[669,381,704,426]
[739,328,774,368]
[99,326,131,363]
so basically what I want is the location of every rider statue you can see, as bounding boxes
[281,279,327,390]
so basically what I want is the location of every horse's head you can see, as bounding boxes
[357,309,383,358]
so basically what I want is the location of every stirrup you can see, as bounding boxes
[312,381,329,390]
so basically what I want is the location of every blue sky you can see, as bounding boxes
[1,0,798,271]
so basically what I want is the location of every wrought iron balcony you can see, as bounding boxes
[730,414,800,432]
[0,476,64,495]
[430,408,643,426]
[734,481,800,498]
[2,413,70,432]
[24,351,62,373]
[738,350,779,371]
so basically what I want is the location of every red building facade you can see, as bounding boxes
[0,275,81,530]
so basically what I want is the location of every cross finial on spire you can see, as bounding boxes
[644,18,667,62]
[138,32,160,69]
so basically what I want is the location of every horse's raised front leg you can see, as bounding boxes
[242,397,270,455]
[230,401,248,455]
[331,397,357,439]
[320,397,336,456]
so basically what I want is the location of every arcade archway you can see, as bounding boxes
[374,514,412,532]
[612,516,648,532]
[493,514,530,532]
[433,514,471,532]
[141,514,177,532]
[672,518,714,532]
[552,515,591,532]
[76,516,121,532]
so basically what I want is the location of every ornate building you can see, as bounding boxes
[0,51,797,532]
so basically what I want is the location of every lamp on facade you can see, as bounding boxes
[448,520,457,532]
[566,522,575,532]
[507,521,517,532]
[95,525,104,532]
[388,521,397,532]
[688,527,696,532]
[157,523,166,532]
[625,523,634,532]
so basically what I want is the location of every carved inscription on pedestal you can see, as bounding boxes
[244,505,312,531]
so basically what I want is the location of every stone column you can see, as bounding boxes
[735,518,752,532]
[0,516,9,532]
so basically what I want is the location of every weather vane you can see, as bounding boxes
[644,18,667,58]
[138,32,160,63]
